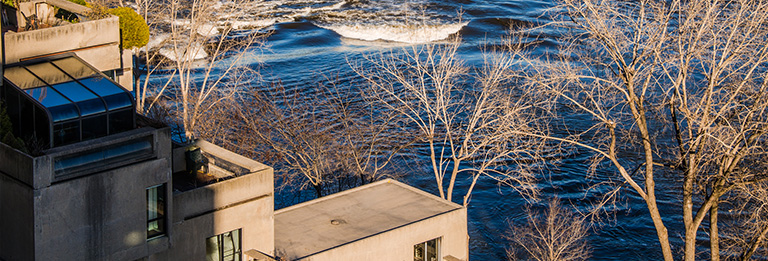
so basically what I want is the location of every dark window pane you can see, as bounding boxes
[34,107,50,148]
[19,96,33,139]
[414,243,424,261]
[109,109,134,134]
[427,238,437,261]
[53,121,79,146]
[51,57,100,79]
[53,138,152,173]
[4,67,47,89]
[147,184,166,239]
[81,115,107,140]
[5,87,21,134]
[415,238,440,261]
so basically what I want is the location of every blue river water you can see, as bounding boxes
[143,0,689,259]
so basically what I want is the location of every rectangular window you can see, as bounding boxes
[414,237,441,261]
[206,229,242,261]
[147,184,166,239]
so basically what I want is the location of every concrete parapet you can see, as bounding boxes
[0,126,170,189]
[172,140,273,222]
[4,16,121,72]
[0,141,35,185]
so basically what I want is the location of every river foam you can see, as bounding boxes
[319,22,468,44]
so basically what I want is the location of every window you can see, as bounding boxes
[147,184,166,239]
[414,237,441,261]
[206,229,242,261]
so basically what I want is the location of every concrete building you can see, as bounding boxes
[275,179,469,261]
[0,2,468,260]
[0,53,275,260]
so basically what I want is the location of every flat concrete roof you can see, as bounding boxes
[274,179,463,259]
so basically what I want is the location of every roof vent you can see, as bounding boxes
[330,219,347,225]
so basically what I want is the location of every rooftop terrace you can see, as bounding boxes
[274,179,463,259]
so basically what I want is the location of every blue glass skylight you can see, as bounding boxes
[3,55,136,148]
[79,77,132,110]
[50,81,106,116]
[24,87,80,122]
[5,56,134,122]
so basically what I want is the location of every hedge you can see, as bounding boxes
[108,7,149,49]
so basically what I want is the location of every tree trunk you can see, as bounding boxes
[429,139,445,199]
[313,183,323,198]
[446,158,460,203]
[710,199,719,261]
[684,166,696,261]
[629,86,674,261]
[647,190,674,261]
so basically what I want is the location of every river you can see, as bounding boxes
[142,0,684,259]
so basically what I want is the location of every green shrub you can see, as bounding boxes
[108,7,149,49]
[2,0,15,7]
[66,0,87,6]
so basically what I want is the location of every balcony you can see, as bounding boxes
[0,124,170,189]
[170,139,273,222]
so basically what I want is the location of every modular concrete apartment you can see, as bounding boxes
[0,1,468,260]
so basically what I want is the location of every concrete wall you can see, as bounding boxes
[297,208,468,261]
[4,16,120,69]
[157,143,275,259]
[0,165,35,261]
[0,127,172,261]
[32,158,172,261]
[0,140,35,186]
[153,195,274,260]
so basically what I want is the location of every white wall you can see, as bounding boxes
[295,207,468,261]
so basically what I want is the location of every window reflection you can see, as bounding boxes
[52,56,99,79]
[414,237,441,261]
[207,229,242,261]
[5,67,47,89]
[25,62,70,86]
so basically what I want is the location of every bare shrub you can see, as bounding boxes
[507,199,591,261]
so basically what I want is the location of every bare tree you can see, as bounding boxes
[720,178,768,260]
[507,199,591,261]
[230,81,407,198]
[506,0,768,259]
[137,0,267,140]
[133,0,171,115]
[352,37,550,206]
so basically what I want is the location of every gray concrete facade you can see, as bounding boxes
[0,126,173,261]
[0,128,277,261]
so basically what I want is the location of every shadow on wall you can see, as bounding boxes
[155,139,275,260]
